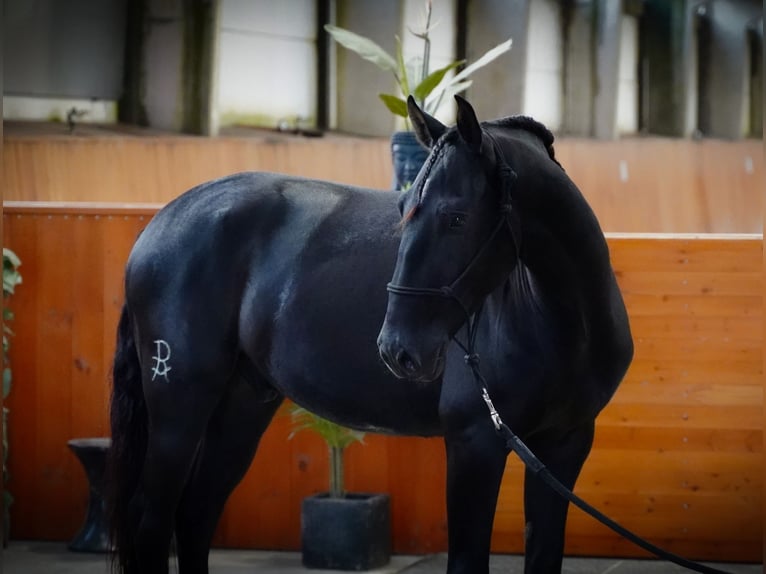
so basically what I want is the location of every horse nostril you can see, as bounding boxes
[396,349,419,375]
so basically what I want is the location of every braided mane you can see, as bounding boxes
[489,115,560,167]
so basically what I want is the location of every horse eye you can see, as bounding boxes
[448,212,467,229]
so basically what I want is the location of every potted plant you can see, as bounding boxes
[325,1,512,189]
[289,405,391,571]
[2,248,22,546]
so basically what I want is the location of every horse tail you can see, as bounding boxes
[106,303,146,574]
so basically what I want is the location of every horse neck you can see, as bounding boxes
[493,131,614,304]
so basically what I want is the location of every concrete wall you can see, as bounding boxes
[593,0,624,139]
[616,13,639,133]
[464,0,529,120]
[703,0,763,138]
[400,0,457,125]
[141,0,218,134]
[142,0,185,131]
[644,0,762,138]
[562,0,596,136]
[334,0,402,136]
[523,0,563,130]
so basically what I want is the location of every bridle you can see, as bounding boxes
[386,132,520,344]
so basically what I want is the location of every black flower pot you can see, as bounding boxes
[391,131,428,190]
[301,492,391,570]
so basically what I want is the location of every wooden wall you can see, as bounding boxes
[3,132,762,234]
[3,203,762,562]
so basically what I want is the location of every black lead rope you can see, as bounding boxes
[452,310,733,574]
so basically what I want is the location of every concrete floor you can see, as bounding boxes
[4,541,761,574]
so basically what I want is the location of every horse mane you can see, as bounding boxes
[488,115,561,168]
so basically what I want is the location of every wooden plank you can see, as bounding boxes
[625,359,762,386]
[3,136,762,234]
[387,436,448,554]
[70,215,107,440]
[591,426,762,453]
[3,201,161,215]
[597,403,761,430]
[2,136,397,204]
[630,336,761,363]
[622,293,761,318]
[616,271,762,296]
[32,214,78,538]
[610,237,763,273]
[609,382,762,407]
[576,451,761,494]
[628,315,762,341]
[67,215,107,525]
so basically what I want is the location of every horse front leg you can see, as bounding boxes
[443,418,507,574]
[522,421,595,574]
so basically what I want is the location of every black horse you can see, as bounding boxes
[107,96,633,574]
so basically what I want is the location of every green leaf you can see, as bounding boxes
[451,38,512,84]
[324,25,397,73]
[3,249,21,298]
[3,249,20,269]
[287,405,365,451]
[413,60,464,102]
[3,272,21,297]
[379,94,408,117]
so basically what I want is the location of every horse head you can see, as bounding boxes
[378,96,520,382]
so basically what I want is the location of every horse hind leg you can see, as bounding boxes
[174,368,283,574]
[522,421,595,574]
[130,342,237,574]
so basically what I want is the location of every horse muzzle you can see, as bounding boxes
[377,329,446,383]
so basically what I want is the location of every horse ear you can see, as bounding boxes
[407,96,446,149]
[455,95,482,152]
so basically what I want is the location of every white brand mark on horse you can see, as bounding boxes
[151,339,172,382]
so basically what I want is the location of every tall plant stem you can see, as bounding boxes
[329,445,345,498]
[420,0,433,94]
